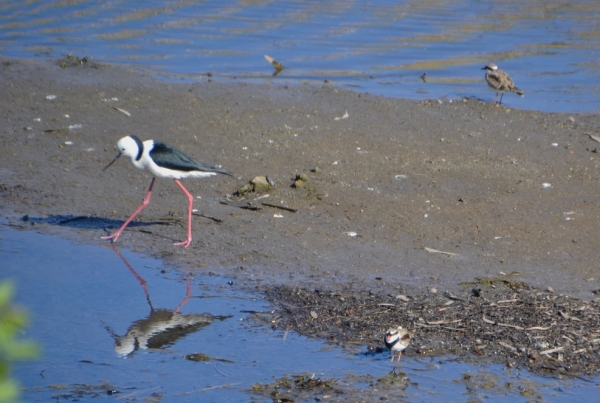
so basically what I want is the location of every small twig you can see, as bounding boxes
[526,324,554,331]
[220,200,262,210]
[427,319,461,325]
[540,346,564,355]
[261,202,297,212]
[496,299,519,304]
[442,327,465,332]
[112,106,131,116]
[424,247,459,257]
[498,341,518,352]
[196,382,242,393]
[445,292,465,301]
[497,323,524,330]
[482,314,495,324]
[192,212,223,223]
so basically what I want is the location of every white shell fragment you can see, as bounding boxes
[46,95,57,100]
[344,232,358,237]
[334,110,349,121]
[542,183,553,189]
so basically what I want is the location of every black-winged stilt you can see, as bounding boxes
[102,135,234,247]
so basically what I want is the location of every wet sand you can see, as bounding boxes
[2,57,600,375]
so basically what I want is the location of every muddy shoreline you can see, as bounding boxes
[2,57,600,378]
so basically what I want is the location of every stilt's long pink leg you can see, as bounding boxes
[102,177,156,243]
[173,179,193,248]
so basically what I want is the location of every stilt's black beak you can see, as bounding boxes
[103,153,121,171]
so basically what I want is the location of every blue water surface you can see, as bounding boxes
[1,224,599,402]
[1,0,599,113]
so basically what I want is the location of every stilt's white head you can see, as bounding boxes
[103,135,144,171]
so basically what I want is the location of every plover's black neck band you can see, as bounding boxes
[385,337,399,349]
[130,135,144,161]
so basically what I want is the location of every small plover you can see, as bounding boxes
[384,326,416,362]
[482,63,524,105]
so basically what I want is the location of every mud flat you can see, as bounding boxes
[2,57,600,378]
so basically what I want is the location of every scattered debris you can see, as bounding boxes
[184,353,210,362]
[334,110,349,120]
[261,202,297,213]
[43,124,83,134]
[58,54,90,68]
[263,282,600,376]
[183,353,234,363]
[424,247,459,257]
[112,106,131,117]
[220,200,262,211]
[236,175,274,195]
[264,55,284,76]
[251,374,337,402]
[293,173,310,188]
[191,212,223,223]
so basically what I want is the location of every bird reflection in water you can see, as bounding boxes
[104,247,230,357]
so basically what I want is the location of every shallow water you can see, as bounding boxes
[1,0,599,113]
[1,224,599,402]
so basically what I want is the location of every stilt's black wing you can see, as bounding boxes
[150,141,234,176]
